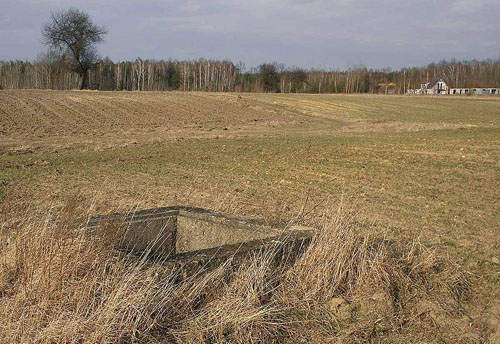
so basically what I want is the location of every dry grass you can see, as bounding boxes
[1,90,498,342]
[0,199,482,343]
[0,200,175,342]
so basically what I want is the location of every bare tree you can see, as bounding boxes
[42,8,107,89]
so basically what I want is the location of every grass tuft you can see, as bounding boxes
[0,200,480,343]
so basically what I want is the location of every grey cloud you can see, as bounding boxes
[0,0,498,69]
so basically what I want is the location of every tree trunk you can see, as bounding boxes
[80,69,88,90]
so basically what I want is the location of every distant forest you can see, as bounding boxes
[1,56,499,93]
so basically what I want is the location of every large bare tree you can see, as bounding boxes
[42,8,107,89]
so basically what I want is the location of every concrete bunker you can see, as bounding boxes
[87,206,314,278]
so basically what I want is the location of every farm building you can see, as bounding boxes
[377,81,396,94]
[407,78,448,95]
[449,88,499,95]
[408,79,499,95]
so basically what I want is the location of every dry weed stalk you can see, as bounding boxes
[0,200,476,343]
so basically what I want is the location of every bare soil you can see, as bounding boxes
[0,90,339,153]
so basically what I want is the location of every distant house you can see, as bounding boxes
[377,81,396,95]
[421,78,448,95]
[407,78,448,95]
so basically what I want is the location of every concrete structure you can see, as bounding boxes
[408,78,448,95]
[408,80,500,96]
[87,206,314,280]
[449,88,500,95]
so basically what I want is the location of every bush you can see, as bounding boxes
[259,63,280,93]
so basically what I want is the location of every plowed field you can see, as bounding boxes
[3,90,498,154]
[0,90,334,153]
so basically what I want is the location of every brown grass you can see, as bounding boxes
[0,199,482,343]
[1,90,498,342]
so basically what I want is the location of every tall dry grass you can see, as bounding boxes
[0,200,480,343]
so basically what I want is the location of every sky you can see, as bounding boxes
[1,0,499,70]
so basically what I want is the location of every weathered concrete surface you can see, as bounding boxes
[176,209,280,253]
[165,229,314,281]
[88,206,314,279]
[88,207,178,257]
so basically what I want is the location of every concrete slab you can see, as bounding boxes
[87,206,314,279]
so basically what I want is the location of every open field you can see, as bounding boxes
[2,90,497,153]
[1,90,499,342]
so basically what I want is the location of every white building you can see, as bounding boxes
[407,78,448,95]
[408,79,500,95]
[421,78,448,95]
[449,88,499,95]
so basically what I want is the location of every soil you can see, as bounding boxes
[0,90,339,153]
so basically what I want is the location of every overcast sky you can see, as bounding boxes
[1,0,499,70]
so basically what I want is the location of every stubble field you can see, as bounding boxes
[0,90,499,342]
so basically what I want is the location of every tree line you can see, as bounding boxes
[2,7,499,94]
[3,8,499,94]
[1,57,499,93]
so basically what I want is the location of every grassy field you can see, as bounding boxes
[0,90,499,342]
